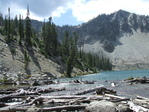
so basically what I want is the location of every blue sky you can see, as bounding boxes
[1,0,149,26]
[52,9,83,26]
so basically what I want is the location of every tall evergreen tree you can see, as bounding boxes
[41,17,58,56]
[7,7,11,42]
[14,15,18,28]
[4,16,8,35]
[19,15,24,45]
[25,5,32,46]
[0,12,3,26]
[62,31,69,57]
[51,23,57,54]
[66,32,78,77]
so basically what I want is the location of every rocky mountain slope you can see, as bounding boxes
[56,10,149,70]
[0,34,83,77]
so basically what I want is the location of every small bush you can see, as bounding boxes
[10,48,16,54]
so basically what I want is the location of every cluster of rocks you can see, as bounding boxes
[0,70,57,86]
[123,76,149,84]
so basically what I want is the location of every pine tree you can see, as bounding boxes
[7,7,11,42]
[0,12,3,26]
[66,32,78,77]
[19,15,24,45]
[14,15,18,28]
[51,23,57,54]
[42,20,46,42]
[62,31,69,57]
[4,16,8,35]
[41,17,58,56]
[25,5,32,46]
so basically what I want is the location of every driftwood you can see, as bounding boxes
[137,96,149,101]
[73,86,104,95]
[71,80,95,84]
[105,94,130,102]
[37,87,65,93]
[124,76,149,84]
[96,87,116,95]
[0,88,17,94]
[0,105,86,112]
[128,101,149,112]
[131,96,149,109]
[73,86,116,95]
[0,89,40,102]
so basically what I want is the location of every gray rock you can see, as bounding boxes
[117,104,133,112]
[26,105,40,112]
[85,100,116,112]
[85,100,133,112]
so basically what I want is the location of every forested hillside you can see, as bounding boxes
[0,7,112,77]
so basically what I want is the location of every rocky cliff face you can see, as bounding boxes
[56,10,149,70]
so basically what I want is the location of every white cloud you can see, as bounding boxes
[1,0,149,24]
[70,0,149,22]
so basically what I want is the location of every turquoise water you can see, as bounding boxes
[73,69,149,81]
[46,69,149,98]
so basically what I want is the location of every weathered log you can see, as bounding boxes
[40,105,87,111]
[0,88,17,94]
[105,94,129,99]
[0,103,8,107]
[124,76,149,84]
[128,101,149,112]
[73,86,104,95]
[96,87,116,95]
[0,90,40,102]
[37,87,65,93]
[0,105,87,112]
[28,95,103,101]
[137,96,149,101]
[71,80,94,84]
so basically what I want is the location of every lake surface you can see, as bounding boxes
[2,70,149,98]
[44,69,149,98]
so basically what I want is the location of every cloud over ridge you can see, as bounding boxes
[0,0,149,24]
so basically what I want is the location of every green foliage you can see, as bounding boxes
[10,48,16,54]
[25,75,31,79]
[0,78,9,83]
[41,17,58,56]
[62,32,78,77]
[24,50,30,69]
[75,50,112,72]
[19,14,24,45]
[25,6,32,46]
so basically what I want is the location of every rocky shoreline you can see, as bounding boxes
[0,74,149,112]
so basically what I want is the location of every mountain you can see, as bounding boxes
[56,10,149,70]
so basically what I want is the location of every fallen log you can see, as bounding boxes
[39,105,87,111]
[71,80,95,84]
[37,87,65,93]
[96,87,116,95]
[0,90,40,102]
[28,95,103,102]
[137,96,149,101]
[124,76,149,84]
[105,94,129,99]
[0,105,87,112]
[105,94,130,102]
[128,101,149,112]
[73,86,104,95]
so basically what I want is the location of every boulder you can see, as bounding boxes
[117,104,132,112]
[85,100,132,112]
[85,100,116,112]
